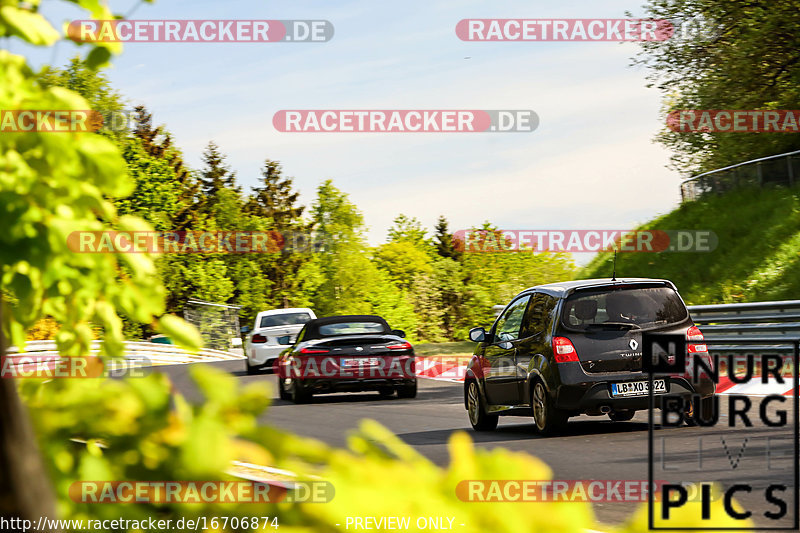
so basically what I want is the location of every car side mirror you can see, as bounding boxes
[241,326,251,334]
[276,335,292,345]
[469,327,486,343]
[392,329,406,338]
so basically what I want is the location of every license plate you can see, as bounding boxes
[611,379,666,397]
[342,357,380,367]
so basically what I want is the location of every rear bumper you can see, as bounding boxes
[296,378,416,394]
[555,373,715,412]
[248,344,285,366]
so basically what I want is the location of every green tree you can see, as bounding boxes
[245,160,316,309]
[387,214,428,246]
[310,181,378,315]
[635,0,800,174]
[373,241,433,290]
[434,215,463,261]
[131,106,200,229]
[245,160,304,226]
[0,1,200,524]
[198,141,240,212]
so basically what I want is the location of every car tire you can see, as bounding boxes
[288,378,312,404]
[378,386,395,398]
[397,380,417,399]
[277,377,291,400]
[608,409,636,422]
[246,360,260,375]
[466,380,498,431]
[531,380,568,435]
[685,395,714,426]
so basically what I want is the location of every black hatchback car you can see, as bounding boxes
[464,278,715,433]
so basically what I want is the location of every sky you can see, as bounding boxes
[14,0,685,264]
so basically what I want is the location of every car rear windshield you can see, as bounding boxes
[561,286,688,331]
[318,321,388,336]
[260,312,312,328]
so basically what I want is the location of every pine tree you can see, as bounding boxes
[246,159,310,308]
[132,106,199,228]
[434,215,462,261]
[200,141,240,199]
[245,160,304,228]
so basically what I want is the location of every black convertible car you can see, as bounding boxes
[276,315,417,403]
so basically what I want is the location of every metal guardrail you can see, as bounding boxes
[680,149,800,202]
[5,340,244,370]
[688,300,800,354]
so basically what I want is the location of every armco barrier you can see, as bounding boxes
[4,339,244,375]
[688,300,800,395]
[688,300,800,352]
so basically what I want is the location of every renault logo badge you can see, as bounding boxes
[629,339,639,350]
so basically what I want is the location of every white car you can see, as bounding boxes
[244,308,316,374]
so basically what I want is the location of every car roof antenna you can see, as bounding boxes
[611,249,617,281]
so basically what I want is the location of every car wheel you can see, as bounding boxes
[397,380,417,399]
[608,409,636,422]
[246,360,260,375]
[378,386,395,398]
[531,380,568,435]
[466,380,498,431]
[278,377,291,400]
[685,396,714,426]
[288,378,312,404]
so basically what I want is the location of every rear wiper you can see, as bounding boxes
[584,322,641,330]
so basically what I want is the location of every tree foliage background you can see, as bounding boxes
[0,1,757,531]
[30,62,574,344]
[634,0,800,174]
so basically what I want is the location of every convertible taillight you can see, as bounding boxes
[552,337,579,363]
[300,347,330,354]
[252,334,267,343]
[387,341,413,350]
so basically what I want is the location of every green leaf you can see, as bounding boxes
[157,314,202,352]
[0,6,60,46]
[85,46,112,70]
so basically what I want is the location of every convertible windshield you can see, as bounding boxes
[318,321,388,336]
[561,286,688,331]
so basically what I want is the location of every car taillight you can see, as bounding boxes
[687,326,708,354]
[686,326,712,372]
[686,326,704,341]
[552,337,579,363]
[387,342,413,350]
[300,347,329,354]
[252,334,267,343]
